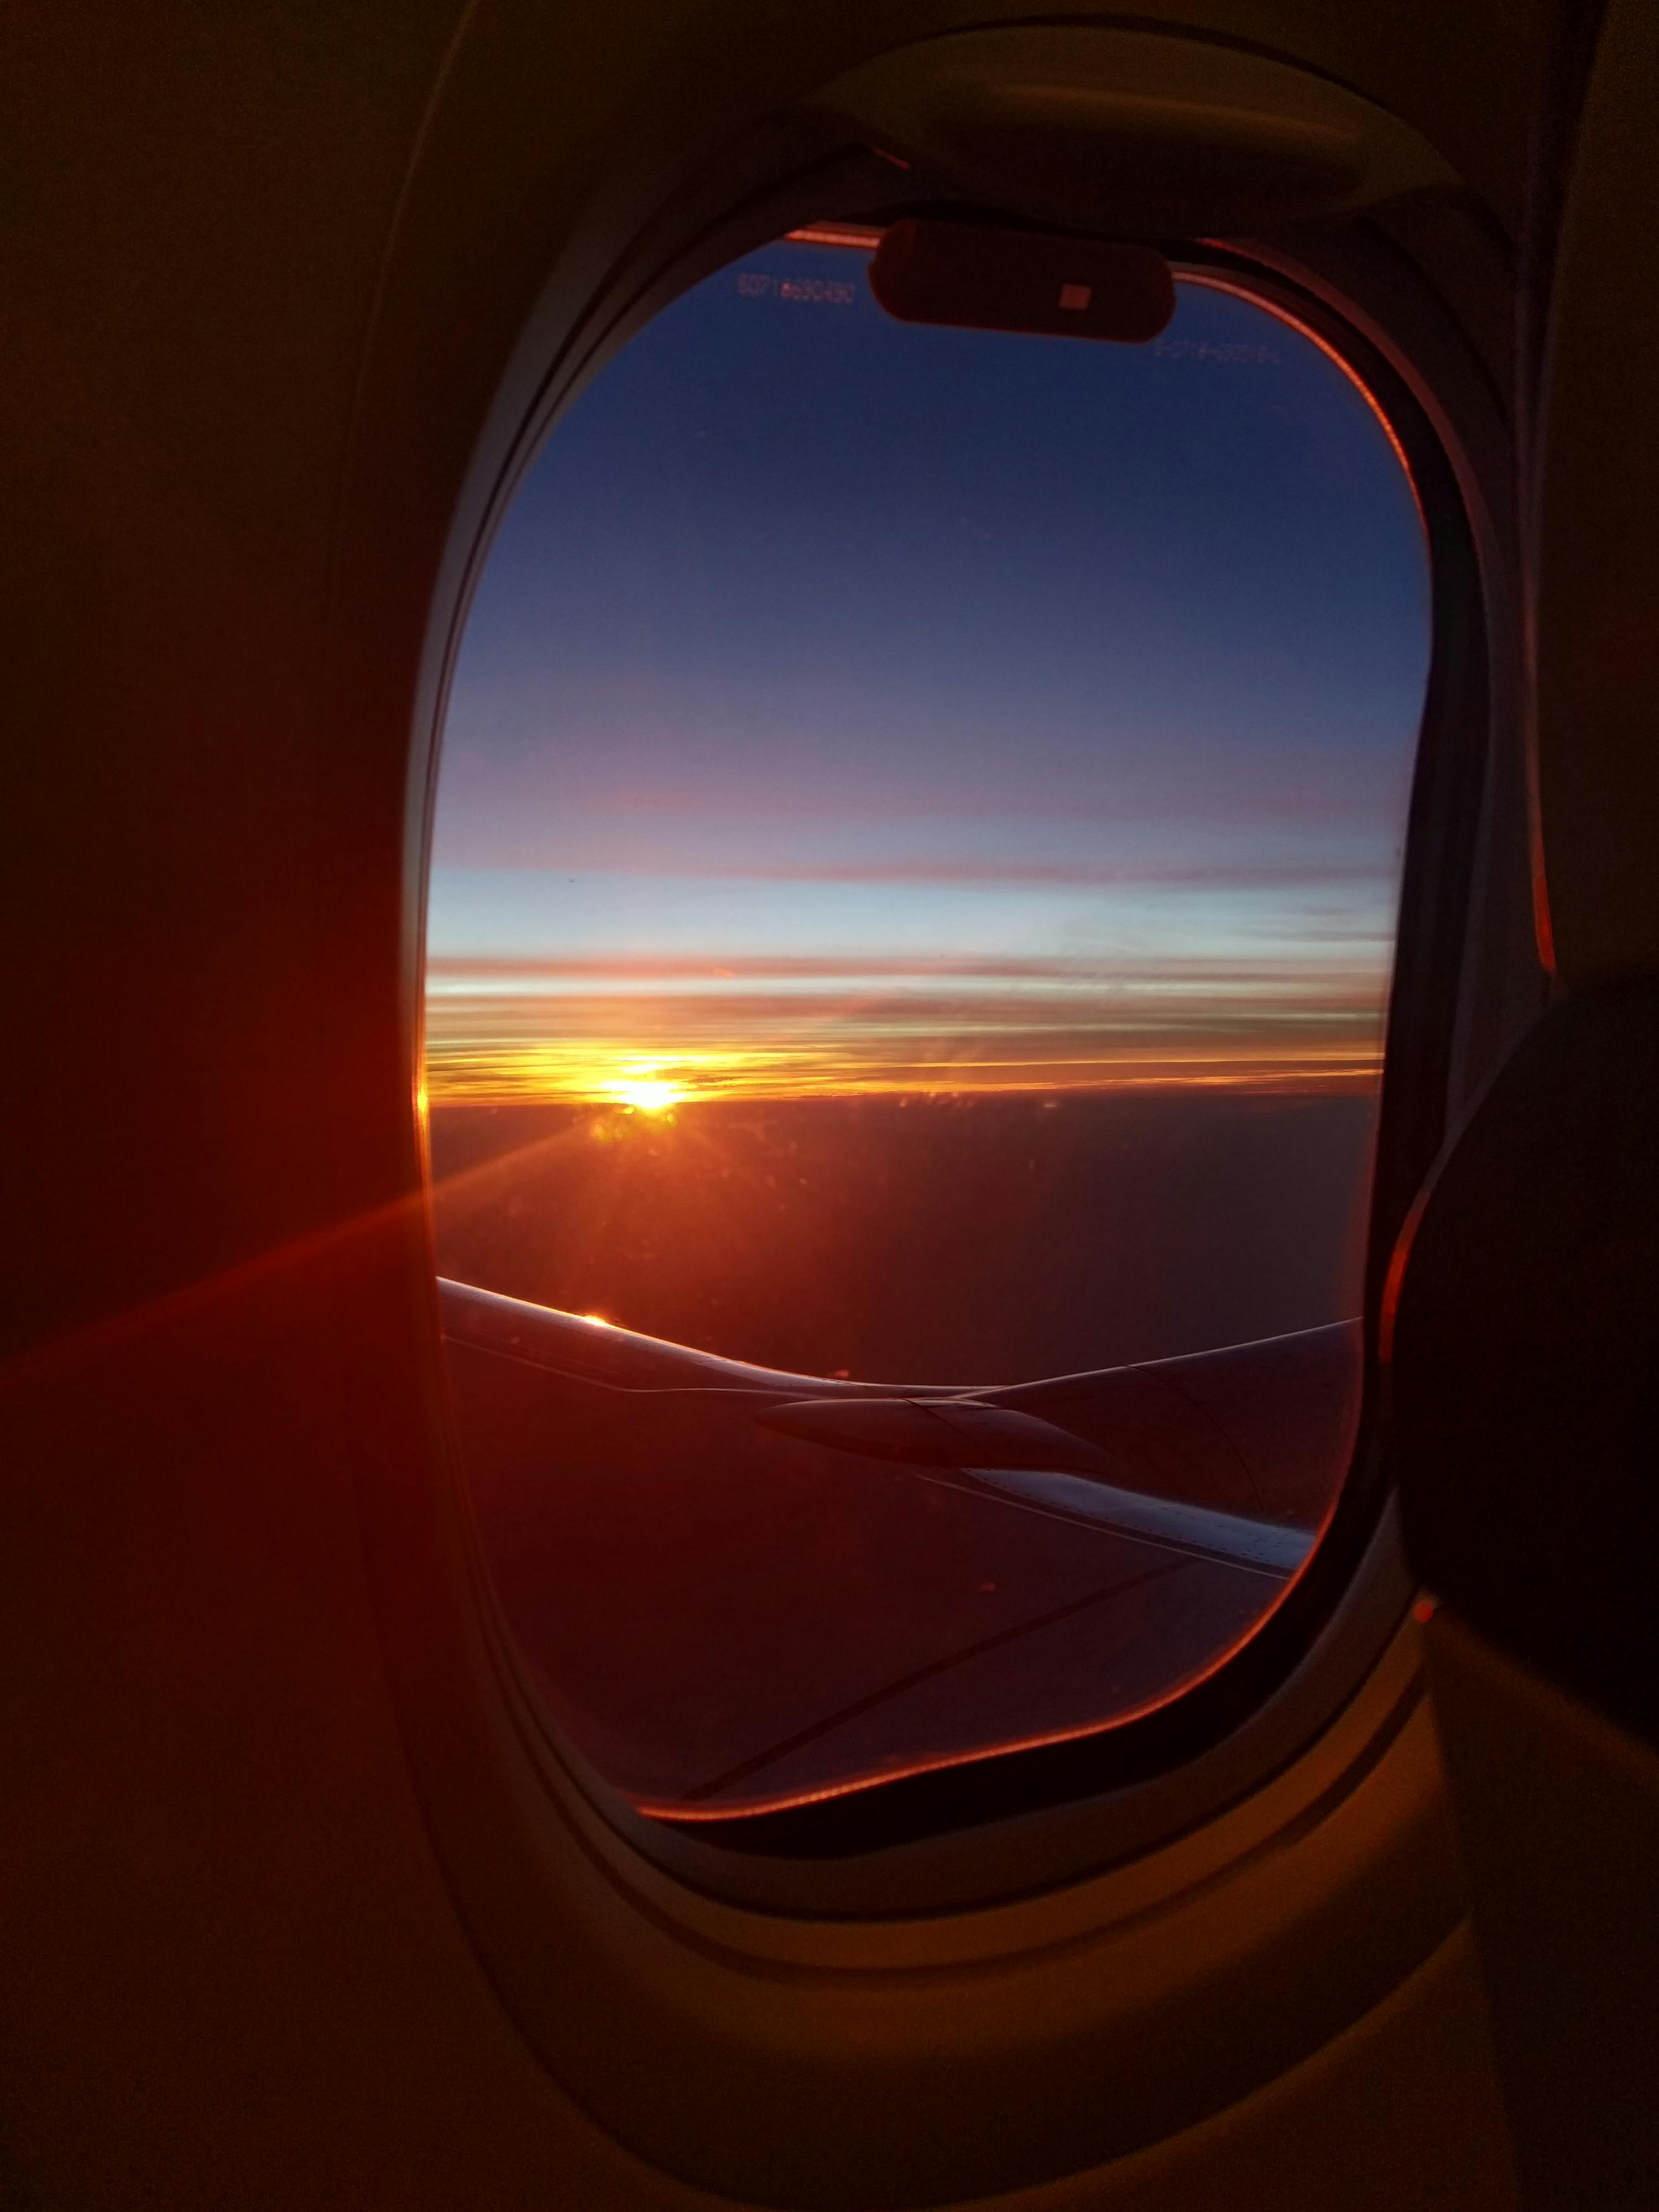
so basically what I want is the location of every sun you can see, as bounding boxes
[601,1065,685,1112]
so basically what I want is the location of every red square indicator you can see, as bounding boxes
[1057,282,1092,312]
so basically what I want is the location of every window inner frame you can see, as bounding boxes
[415,217,1506,1894]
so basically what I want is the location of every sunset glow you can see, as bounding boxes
[422,954,1391,1104]
[423,243,1426,1112]
[423,1023,1383,1105]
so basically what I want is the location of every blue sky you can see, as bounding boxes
[425,236,1429,1101]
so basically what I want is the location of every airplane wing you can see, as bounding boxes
[438,1279,1358,1817]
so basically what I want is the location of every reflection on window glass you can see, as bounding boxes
[424,234,1430,1819]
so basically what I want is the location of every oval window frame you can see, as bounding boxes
[416,232,1491,1874]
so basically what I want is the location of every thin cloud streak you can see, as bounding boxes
[431,854,1396,889]
[425,950,1386,983]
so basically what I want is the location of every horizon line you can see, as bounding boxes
[422,1053,1383,1108]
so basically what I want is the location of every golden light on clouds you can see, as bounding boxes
[421,952,1390,1107]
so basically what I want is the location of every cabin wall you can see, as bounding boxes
[0,2,1547,2204]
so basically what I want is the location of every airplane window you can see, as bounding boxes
[423,232,1430,1827]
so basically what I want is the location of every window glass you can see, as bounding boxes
[424,234,1430,1819]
